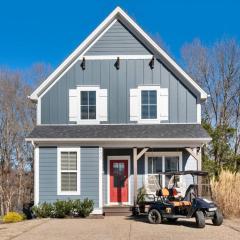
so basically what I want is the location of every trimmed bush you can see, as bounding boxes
[32,202,54,218]
[79,199,94,217]
[3,212,25,223]
[33,199,94,218]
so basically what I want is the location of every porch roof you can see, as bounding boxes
[26,124,210,142]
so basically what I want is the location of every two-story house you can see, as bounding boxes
[26,7,211,215]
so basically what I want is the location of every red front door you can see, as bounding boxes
[110,160,128,203]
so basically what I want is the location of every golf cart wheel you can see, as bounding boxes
[212,209,223,226]
[195,211,205,228]
[148,209,162,224]
[166,218,178,223]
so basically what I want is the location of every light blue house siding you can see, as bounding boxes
[85,20,151,55]
[39,147,100,208]
[41,58,197,124]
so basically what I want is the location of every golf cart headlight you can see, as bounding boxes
[208,207,217,212]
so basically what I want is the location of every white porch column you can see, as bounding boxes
[133,147,149,205]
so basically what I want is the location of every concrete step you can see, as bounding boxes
[103,206,133,216]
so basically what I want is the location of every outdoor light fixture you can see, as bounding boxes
[81,57,86,70]
[149,57,154,69]
[115,57,120,70]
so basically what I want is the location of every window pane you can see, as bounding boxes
[81,106,88,119]
[149,105,157,119]
[81,91,88,105]
[165,157,179,172]
[141,105,148,119]
[152,157,162,173]
[89,106,96,119]
[89,91,96,105]
[149,91,157,104]
[141,91,148,104]
[61,172,77,191]
[156,157,162,172]
[61,152,77,170]
[68,152,77,170]
[148,157,153,174]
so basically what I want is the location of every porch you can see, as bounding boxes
[102,147,201,215]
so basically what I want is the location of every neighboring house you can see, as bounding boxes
[26,7,211,215]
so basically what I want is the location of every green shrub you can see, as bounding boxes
[32,202,54,218]
[79,198,94,217]
[71,199,82,216]
[3,212,25,223]
[52,200,67,218]
[33,199,94,218]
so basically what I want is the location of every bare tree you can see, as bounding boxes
[0,63,52,215]
[182,39,240,171]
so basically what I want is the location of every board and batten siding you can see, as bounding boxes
[41,58,197,124]
[85,20,151,55]
[39,147,100,208]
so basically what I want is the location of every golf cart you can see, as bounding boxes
[144,171,223,228]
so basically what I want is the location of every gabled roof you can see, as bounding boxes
[29,6,208,101]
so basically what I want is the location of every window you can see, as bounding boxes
[141,90,157,119]
[80,91,96,120]
[145,153,182,188]
[58,148,80,195]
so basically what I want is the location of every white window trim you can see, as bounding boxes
[57,147,80,195]
[145,152,182,188]
[107,155,131,206]
[76,86,100,124]
[138,86,161,124]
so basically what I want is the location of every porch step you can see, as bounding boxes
[103,206,133,216]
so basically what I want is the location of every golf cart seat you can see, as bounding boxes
[158,188,191,207]
[170,200,191,207]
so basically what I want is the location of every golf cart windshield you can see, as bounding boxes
[158,171,212,200]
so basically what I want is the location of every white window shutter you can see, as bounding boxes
[130,89,139,121]
[99,89,108,121]
[159,88,168,121]
[69,89,78,122]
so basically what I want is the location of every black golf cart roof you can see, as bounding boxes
[157,170,209,176]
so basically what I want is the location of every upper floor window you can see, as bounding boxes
[69,86,108,124]
[141,90,157,119]
[80,91,96,120]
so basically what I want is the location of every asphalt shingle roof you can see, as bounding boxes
[27,124,210,139]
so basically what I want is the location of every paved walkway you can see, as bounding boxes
[0,216,239,240]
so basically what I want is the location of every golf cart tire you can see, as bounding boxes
[166,218,178,223]
[195,211,205,228]
[148,209,162,224]
[212,209,223,226]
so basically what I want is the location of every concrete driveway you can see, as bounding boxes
[1,216,240,240]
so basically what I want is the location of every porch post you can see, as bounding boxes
[133,148,138,205]
[133,147,149,205]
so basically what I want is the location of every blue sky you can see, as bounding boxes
[0,0,239,70]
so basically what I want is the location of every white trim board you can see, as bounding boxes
[29,6,208,101]
[34,146,39,205]
[107,155,131,206]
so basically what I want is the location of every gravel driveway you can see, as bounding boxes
[0,216,239,240]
